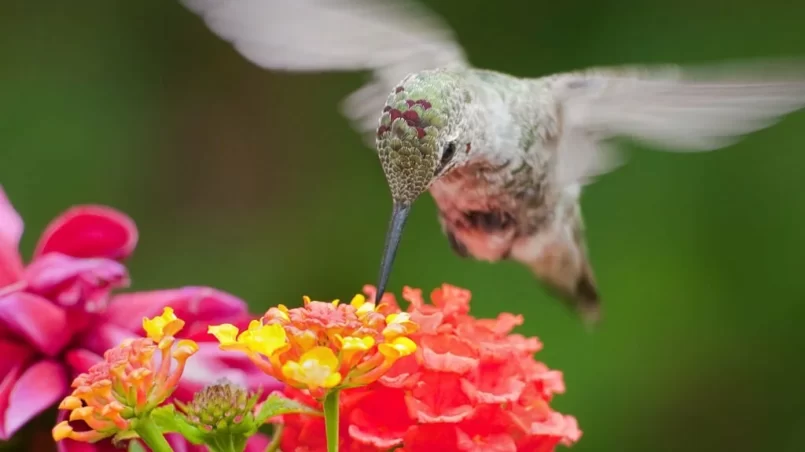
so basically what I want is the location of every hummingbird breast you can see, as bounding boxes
[428,69,563,262]
[429,156,555,262]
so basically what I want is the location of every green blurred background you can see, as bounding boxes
[3,1,805,451]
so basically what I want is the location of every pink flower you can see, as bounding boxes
[0,186,282,447]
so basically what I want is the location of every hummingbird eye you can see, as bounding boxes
[435,141,457,175]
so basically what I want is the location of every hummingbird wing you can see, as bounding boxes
[180,0,468,146]
[550,60,805,187]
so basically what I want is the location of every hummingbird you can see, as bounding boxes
[181,0,805,323]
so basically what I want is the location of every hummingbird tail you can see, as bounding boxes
[517,231,602,327]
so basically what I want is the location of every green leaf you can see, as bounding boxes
[151,405,205,445]
[255,393,323,424]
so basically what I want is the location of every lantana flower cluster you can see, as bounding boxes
[208,293,418,399]
[277,285,582,452]
[53,308,199,444]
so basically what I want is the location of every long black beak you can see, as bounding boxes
[375,201,411,302]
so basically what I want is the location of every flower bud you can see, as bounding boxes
[178,380,261,436]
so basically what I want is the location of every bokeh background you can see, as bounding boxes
[3,1,805,451]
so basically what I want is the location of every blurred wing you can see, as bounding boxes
[180,0,468,145]
[551,60,805,186]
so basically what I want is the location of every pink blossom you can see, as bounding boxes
[0,186,282,447]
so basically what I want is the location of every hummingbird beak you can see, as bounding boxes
[375,201,412,303]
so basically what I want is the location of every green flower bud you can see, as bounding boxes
[175,380,262,452]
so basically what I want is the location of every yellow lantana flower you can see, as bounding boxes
[209,291,419,399]
[142,307,185,342]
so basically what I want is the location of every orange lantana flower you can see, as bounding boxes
[52,308,198,443]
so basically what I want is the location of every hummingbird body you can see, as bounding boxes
[181,0,805,323]
[392,68,599,319]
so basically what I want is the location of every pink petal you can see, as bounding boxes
[79,323,139,357]
[244,434,272,452]
[34,205,138,261]
[1,360,67,440]
[0,186,23,253]
[0,339,35,438]
[0,188,24,288]
[103,287,249,334]
[0,237,23,289]
[0,339,34,379]
[0,363,24,440]
[25,253,129,312]
[64,348,103,377]
[58,440,105,452]
[173,341,283,401]
[0,292,71,356]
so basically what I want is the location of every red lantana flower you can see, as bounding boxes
[278,284,581,452]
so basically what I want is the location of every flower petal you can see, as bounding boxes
[0,186,23,253]
[64,349,103,377]
[402,424,460,452]
[347,386,412,448]
[33,205,138,261]
[0,339,34,379]
[407,371,474,424]
[1,360,67,440]
[0,187,24,288]
[25,253,129,312]
[0,292,71,355]
[0,239,23,290]
[243,434,272,452]
[103,287,249,336]
[0,363,24,440]
[79,323,138,357]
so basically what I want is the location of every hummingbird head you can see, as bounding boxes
[373,69,471,300]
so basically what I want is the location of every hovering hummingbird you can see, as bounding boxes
[181,0,805,324]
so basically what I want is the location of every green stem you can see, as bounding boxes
[323,390,341,452]
[133,417,174,452]
[264,424,284,452]
[206,435,245,452]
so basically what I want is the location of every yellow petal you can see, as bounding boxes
[58,395,83,411]
[245,322,288,357]
[246,319,263,332]
[378,337,417,359]
[52,421,74,441]
[208,324,240,346]
[293,330,317,351]
[172,339,199,360]
[350,294,376,317]
[386,312,411,325]
[281,346,342,389]
[382,312,418,340]
[323,372,342,388]
[337,335,375,351]
[142,307,185,342]
[69,406,94,422]
[300,346,339,369]
[349,294,366,308]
